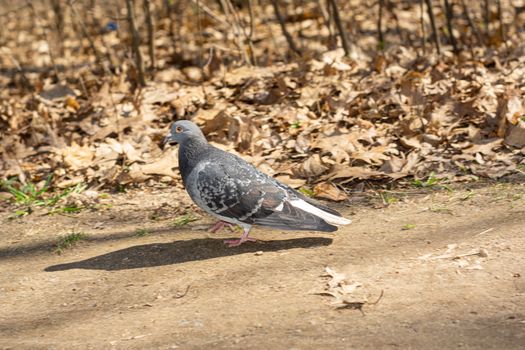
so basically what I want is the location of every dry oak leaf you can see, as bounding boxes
[312,133,364,163]
[140,148,179,178]
[313,182,347,202]
[294,154,329,178]
[351,145,395,165]
[123,149,179,183]
[61,142,94,170]
[463,138,503,155]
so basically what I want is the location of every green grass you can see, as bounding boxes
[402,223,417,230]
[1,175,87,218]
[379,191,399,205]
[290,120,302,129]
[459,190,476,201]
[173,214,199,227]
[299,187,315,197]
[135,228,151,237]
[2,174,54,206]
[55,231,87,254]
[117,184,127,193]
[412,172,452,191]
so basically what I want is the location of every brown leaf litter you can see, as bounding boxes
[0,1,524,197]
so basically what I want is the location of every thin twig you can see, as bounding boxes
[270,0,301,55]
[496,0,507,48]
[420,0,426,55]
[27,1,60,80]
[387,0,406,45]
[247,0,258,66]
[197,0,204,68]
[174,0,184,53]
[476,227,494,236]
[188,0,229,27]
[125,0,146,86]
[143,0,156,71]
[78,74,89,98]
[424,0,441,54]
[67,0,105,71]
[318,0,336,49]
[460,0,483,45]
[174,285,191,298]
[328,0,351,56]
[443,0,458,53]
[483,0,490,39]
[164,0,175,40]
[50,0,65,55]
[222,0,252,65]
[378,0,384,51]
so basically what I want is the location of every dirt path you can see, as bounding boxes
[1,182,524,349]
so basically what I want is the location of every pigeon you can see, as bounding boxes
[163,120,351,246]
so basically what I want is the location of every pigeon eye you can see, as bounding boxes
[175,126,183,133]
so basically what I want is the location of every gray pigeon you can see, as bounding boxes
[164,120,351,246]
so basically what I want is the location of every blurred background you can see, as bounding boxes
[0,0,524,205]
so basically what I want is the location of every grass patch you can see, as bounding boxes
[299,187,315,197]
[1,175,87,218]
[173,213,199,227]
[379,191,399,205]
[55,231,87,254]
[459,190,476,201]
[2,174,54,206]
[412,172,452,191]
[402,223,417,230]
[48,205,84,215]
[135,228,151,237]
[290,120,302,129]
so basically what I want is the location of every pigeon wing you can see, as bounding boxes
[194,162,337,232]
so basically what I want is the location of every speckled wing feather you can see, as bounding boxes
[193,160,337,232]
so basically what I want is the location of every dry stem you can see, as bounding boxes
[125,0,146,86]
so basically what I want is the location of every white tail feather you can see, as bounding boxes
[289,199,352,226]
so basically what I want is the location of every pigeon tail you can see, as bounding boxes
[289,199,352,226]
[299,195,344,217]
[252,200,339,232]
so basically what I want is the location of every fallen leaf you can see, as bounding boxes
[313,182,347,201]
[61,142,94,170]
[139,148,179,178]
[294,154,328,178]
[65,96,80,111]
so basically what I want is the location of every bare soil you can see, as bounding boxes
[1,181,524,349]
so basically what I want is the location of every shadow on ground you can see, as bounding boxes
[44,237,332,271]
[0,226,177,260]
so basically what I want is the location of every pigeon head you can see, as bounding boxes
[163,120,206,146]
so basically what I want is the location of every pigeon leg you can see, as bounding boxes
[224,227,256,247]
[208,220,233,233]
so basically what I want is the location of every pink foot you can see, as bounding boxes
[208,220,233,233]
[223,237,257,247]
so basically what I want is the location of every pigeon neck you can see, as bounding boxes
[179,136,209,179]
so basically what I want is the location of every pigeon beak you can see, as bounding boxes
[162,133,175,148]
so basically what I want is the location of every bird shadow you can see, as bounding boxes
[44,237,332,272]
